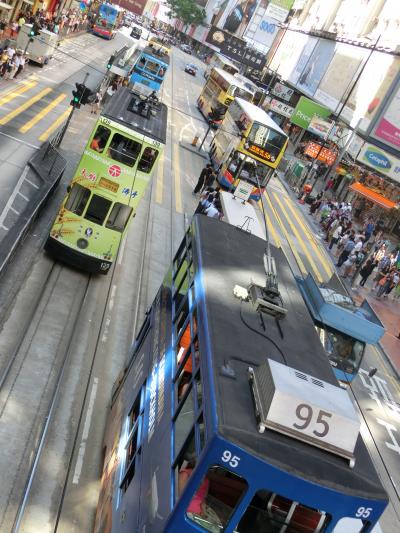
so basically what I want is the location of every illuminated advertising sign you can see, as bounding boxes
[370,81,400,151]
[305,142,337,165]
[291,96,330,129]
[357,143,400,183]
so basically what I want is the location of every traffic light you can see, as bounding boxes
[107,54,115,70]
[29,22,40,37]
[70,83,92,108]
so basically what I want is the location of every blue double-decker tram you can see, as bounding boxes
[94,216,387,533]
[130,45,169,92]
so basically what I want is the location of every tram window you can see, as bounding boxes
[236,490,330,532]
[64,184,90,215]
[84,194,112,225]
[90,125,110,153]
[176,354,193,403]
[175,431,196,502]
[195,371,202,408]
[138,147,159,173]
[120,390,143,493]
[106,203,133,232]
[174,387,194,456]
[175,297,189,339]
[198,413,205,451]
[186,466,248,532]
[146,59,160,74]
[108,133,142,167]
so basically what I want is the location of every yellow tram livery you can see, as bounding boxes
[45,87,167,274]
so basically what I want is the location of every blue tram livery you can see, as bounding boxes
[130,45,169,92]
[94,216,388,533]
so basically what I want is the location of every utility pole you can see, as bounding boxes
[56,72,90,147]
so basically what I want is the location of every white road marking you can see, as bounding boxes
[72,377,99,484]
[17,191,29,201]
[25,178,40,189]
[0,130,39,149]
[0,166,31,229]
[117,235,127,265]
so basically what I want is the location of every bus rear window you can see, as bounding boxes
[237,491,330,532]
[65,184,90,215]
[84,194,112,225]
[186,466,248,532]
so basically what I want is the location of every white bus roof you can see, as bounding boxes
[234,98,288,137]
[211,68,253,93]
[220,191,266,240]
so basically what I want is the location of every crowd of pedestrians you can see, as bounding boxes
[309,194,400,300]
[0,44,26,80]
[193,164,223,220]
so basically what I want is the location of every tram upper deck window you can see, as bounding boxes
[89,125,111,154]
[65,184,90,216]
[236,490,330,532]
[146,59,160,75]
[138,147,159,173]
[108,133,142,167]
[84,194,112,225]
[186,466,248,532]
[106,203,133,232]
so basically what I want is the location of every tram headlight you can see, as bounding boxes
[77,238,89,249]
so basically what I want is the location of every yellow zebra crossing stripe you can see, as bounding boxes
[38,108,71,141]
[264,191,307,276]
[257,199,281,248]
[273,192,324,283]
[0,79,37,108]
[19,93,67,133]
[0,87,52,125]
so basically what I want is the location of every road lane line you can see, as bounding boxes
[0,87,52,125]
[72,377,99,484]
[283,196,333,279]
[155,152,165,204]
[263,191,307,276]
[273,192,323,283]
[0,79,37,108]
[38,108,71,141]
[257,200,281,248]
[19,93,66,133]
[173,143,183,213]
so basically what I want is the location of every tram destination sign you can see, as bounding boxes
[206,26,267,69]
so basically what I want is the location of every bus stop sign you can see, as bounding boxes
[234,180,253,202]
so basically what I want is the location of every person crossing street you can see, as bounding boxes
[193,164,212,194]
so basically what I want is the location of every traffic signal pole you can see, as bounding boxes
[56,72,90,148]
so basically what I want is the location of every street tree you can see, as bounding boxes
[166,0,206,30]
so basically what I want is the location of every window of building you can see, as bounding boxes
[64,184,90,215]
[108,133,142,167]
[138,147,159,173]
[120,391,144,492]
[236,491,330,532]
[84,194,112,225]
[186,466,248,532]
[106,203,133,232]
[89,125,111,153]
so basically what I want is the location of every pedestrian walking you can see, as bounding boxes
[91,90,101,114]
[13,52,25,78]
[336,233,355,267]
[193,164,212,194]
[359,258,376,286]
[202,170,217,192]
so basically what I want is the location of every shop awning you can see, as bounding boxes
[349,182,398,210]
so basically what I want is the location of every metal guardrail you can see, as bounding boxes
[0,142,66,278]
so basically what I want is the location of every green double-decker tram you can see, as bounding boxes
[46,88,167,274]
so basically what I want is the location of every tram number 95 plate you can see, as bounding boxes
[293,404,332,438]
[221,450,241,468]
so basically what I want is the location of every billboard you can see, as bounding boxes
[370,80,400,151]
[291,96,330,129]
[357,143,400,183]
[116,0,147,15]
[296,39,336,96]
[265,0,294,22]
[212,0,259,38]
[247,15,279,47]
[288,36,317,85]
[340,53,400,130]
[205,26,267,68]
[271,82,293,102]
[314,43,367,112]
[308,116,334,140]
[269,30,308,80]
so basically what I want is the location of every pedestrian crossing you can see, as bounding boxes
[0,77,70,141]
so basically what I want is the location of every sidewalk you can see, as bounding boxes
[276,166,400,378]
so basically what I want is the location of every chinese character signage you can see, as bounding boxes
[206,26,266,69]
[267,97,294,118]
[304,142,337,165]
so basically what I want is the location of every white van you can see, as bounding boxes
[17,24,58,66]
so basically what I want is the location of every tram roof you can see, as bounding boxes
[234,97,288,136]
[103,87,168,145]
[194,215,386,500]
[141,45,170,65]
